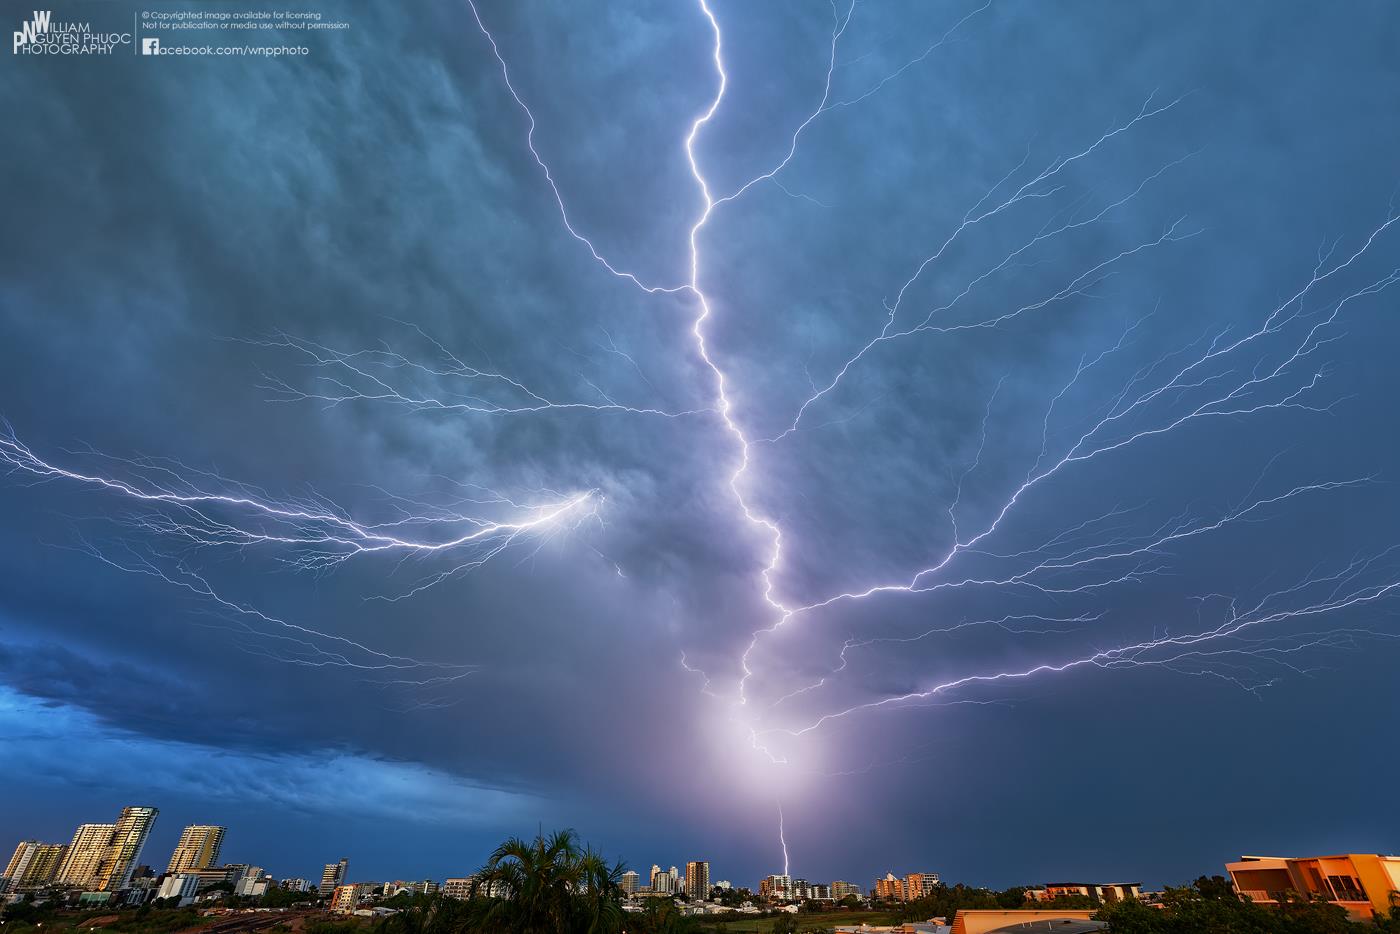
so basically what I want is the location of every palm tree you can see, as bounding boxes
[574,849,626,934]
[466,829,625,934]
[381,893,469,934]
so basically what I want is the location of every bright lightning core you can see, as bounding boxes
[456,0,1400,830]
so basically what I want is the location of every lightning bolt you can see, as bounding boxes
[0,415,600,685]
[247,327,711,419]
[459,0,1400,873]
[766,561,1400,742]
[73,539,469,681]
[6,0,1397,883]
[777,800,790,878]
[0,422,596,565]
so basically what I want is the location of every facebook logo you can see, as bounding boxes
[142,37,158,54]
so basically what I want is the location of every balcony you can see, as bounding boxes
[1238,890,1279,903]
[1239,888,1370,906]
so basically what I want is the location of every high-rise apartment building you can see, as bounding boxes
[620,870,640,896]
[320,858,348,895]
[55,824,116,889]
[685,861,710,898]
[904,872,939,900]
[331,883,366,912]
[3,841,67,892]
[94,806,158,891]
[873,871,938,901]
[831,880,862,900]
[759,874,792,899]
[646,864,679,895]
[167,825,226,873]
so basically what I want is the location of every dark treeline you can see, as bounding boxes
[6,832,1400,934]
[1096,876,1400,934]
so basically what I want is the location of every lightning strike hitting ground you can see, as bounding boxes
[5,0,1398,878]
[458,0,1400,868]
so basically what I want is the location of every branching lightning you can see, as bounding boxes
[458,0,1400,871]
[247,328,711,419]
[0,418,598,683]
[0,423,597,566]
[4,0,1398,880]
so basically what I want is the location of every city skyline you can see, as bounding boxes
[9,802,1395,903]
[5,801,1400,927]
[2,0,1399,894]
[9,806,1398,928]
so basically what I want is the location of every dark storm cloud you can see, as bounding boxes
[1,0,1398,888]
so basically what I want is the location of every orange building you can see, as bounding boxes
[873,871,940,901]
[950,909,1099,934]
[873,873,903,900]
[330,883,360,912]
[1026,882,1141,904]
[904,873,939,899]
[1226,854,1400,921]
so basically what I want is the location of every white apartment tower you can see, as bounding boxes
[320,858,348,895]
[94,806,158,891]
[3,841,67,891]
[55,823,116,889]
[167,825,226,873]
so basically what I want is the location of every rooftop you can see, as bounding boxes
[986,922,1106,934]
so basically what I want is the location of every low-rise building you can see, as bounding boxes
[950,909,1102,934]
[156,872,200,906]
[1226,853,1400,921]
[184,867,240,892]
[1025,882,1140,904]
